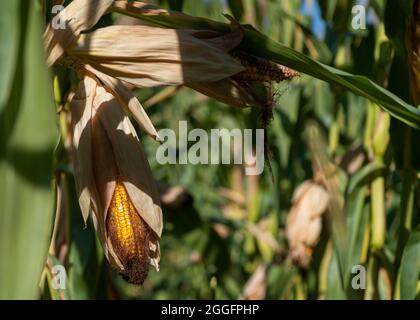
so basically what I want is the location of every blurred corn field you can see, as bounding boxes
[0,0,419,300]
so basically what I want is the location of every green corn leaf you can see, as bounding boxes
[399,227,420,300]
[0,1,20,112]
[0,0,57,299]
[227,0,244,21]
[347,162,386,195]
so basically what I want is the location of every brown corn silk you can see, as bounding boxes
[232,51,299,83]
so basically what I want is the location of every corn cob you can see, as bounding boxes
[231,51,299,83]
[107,179,150,285]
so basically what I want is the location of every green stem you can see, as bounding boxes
[393,128,414,297]
[53,74,62,107]
[329,100,341,155]
[329,117,340,155]
[365,253,380,300]
[371,158,386,250]
[294,274,306,300]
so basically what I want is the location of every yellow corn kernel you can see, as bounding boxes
[107,179,150,285]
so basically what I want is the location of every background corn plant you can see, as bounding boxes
[0,0,419,300]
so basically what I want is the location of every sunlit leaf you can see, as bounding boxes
[0,1,20,112]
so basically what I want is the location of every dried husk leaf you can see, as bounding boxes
[96,94,163,237]
[70,77,122,269]
[84,64,159,140]
[70,76,162,272]
[90,91,124,269]
[70,77,100,223]
[110,2,247,60]
[93,88,162,271]
[69,25,245,87]
[286,181,329,268]
[91,87,119,225]
[187,79,260,108]
[55,3,286,110]
[44,0,114,66]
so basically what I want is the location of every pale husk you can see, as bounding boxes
[84,64,159,140]
[286,181,329,268]
[48,0,296,116]
[44,0,114,66]
[70,77,100,224]
[69,25,245,87]
[187,79,260,108]
[63,18,250,135]
[94,88,163,237]
[70,77,121,268]
[70,76,162,271]
[49,1,270,114]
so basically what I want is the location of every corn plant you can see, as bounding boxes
[0,0,419,300]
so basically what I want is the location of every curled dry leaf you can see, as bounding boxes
[83,64,159,139]
[69,24,245,87]
[44,0,159,140]
[44,0,114,67]
[286,181,329,268]
[70,76,162,284]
